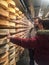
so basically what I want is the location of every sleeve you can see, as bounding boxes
[10,36,38,49]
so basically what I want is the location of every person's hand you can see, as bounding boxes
[7,33,12,39]
[7,34,16,39]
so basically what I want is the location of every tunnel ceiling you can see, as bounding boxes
[14,0,49,19]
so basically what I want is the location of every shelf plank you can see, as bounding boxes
[0,35,8,38]
[0,25,17,29]
[0,25,28,29]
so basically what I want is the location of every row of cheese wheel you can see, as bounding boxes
[0,0,25,26]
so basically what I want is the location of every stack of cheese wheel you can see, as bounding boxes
[0,0,9,26]
[15,45,20,62]
[9,22,16,33]
[15,9,27,62]
[0,37,9,65]
[0,29,9,35]
[8,42,16,65]
[15,7,20,20]
[7,0,16,20]
[7,0,16,34]
[15,7,22,20]
[18,11,23,20]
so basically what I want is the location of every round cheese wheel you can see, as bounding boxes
[9,52,15,60]
[9,29,16,33]
[9,13,16,20]
[0,52,8,63]
[8,7,15,14]
[15,13,19,17]
[0,1,8,10]
[18,11,22,15]
[10,58,15,65]
[15,7,19,12]
[0,7,9,17]
[0,19,9,26]
[0,37,8,46]
[7,0,15,8]
[9,22,15,27]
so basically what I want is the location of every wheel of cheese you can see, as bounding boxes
[15,13,19,17]
[9,46,15,53]
[15,52,19,58]
[3,60,9,65]
[7,0,15,8]
[9,52,15,60]
[8,7,15,14]
[16,56,19,62]
[16,47,20,53]
[9,29,16,33]
[15,7,19,13]
[17,16,22,20]
[0,7,9,17]
[10,58,15,65]
[18,11,22,15]
[0,37,8,46]
[0,0,8,10]
[9,22,15,27]
[0,52,9,63]
[8,42,14,46]
[0,59,9,65]
[9,13,16,20]
[0,46,7,54]
[0,19,9,26]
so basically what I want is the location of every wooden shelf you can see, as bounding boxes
[15,22,28,26]
[9,20,29,26]
[0,35,8,38]
[16,27,28,29]
[0,25,29,29]
[0,25,17,29]
[10,30,27,36]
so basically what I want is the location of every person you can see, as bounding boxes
[8,19,49,65]
[34,17,43,30]
[28,27,35,65]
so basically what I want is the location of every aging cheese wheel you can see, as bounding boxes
[16,24,26,27]
[9,22,15,27]
[17,16,22,20]
[3,60,8,65]
[16,47,20,53]
[8,7,15,14]
[15,13,19,17]
[7,0,15,8]
[9,13,16,20]
[9,52,15,60]
[9,29,16,33]
[0,37,8,46]
[9,46,15,53]
[0,46,7,54]
[0,7,9,17]
[0,52,8,63]
[16,56,19,62]
[0,19,9,26]
[10,58,15,65]
[15,7,19,12]
[0,0,8,10]
[18,11,22,15]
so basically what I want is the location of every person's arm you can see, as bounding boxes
[10,36,38,48]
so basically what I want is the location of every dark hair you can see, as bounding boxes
[34,17,42,23]
[41,20,49,29]
[34,17,49,29]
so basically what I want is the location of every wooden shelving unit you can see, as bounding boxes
[0,0,33,65]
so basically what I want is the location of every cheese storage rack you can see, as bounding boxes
[0,0,33,65]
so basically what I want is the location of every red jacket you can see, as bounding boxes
[10,34,49,63]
